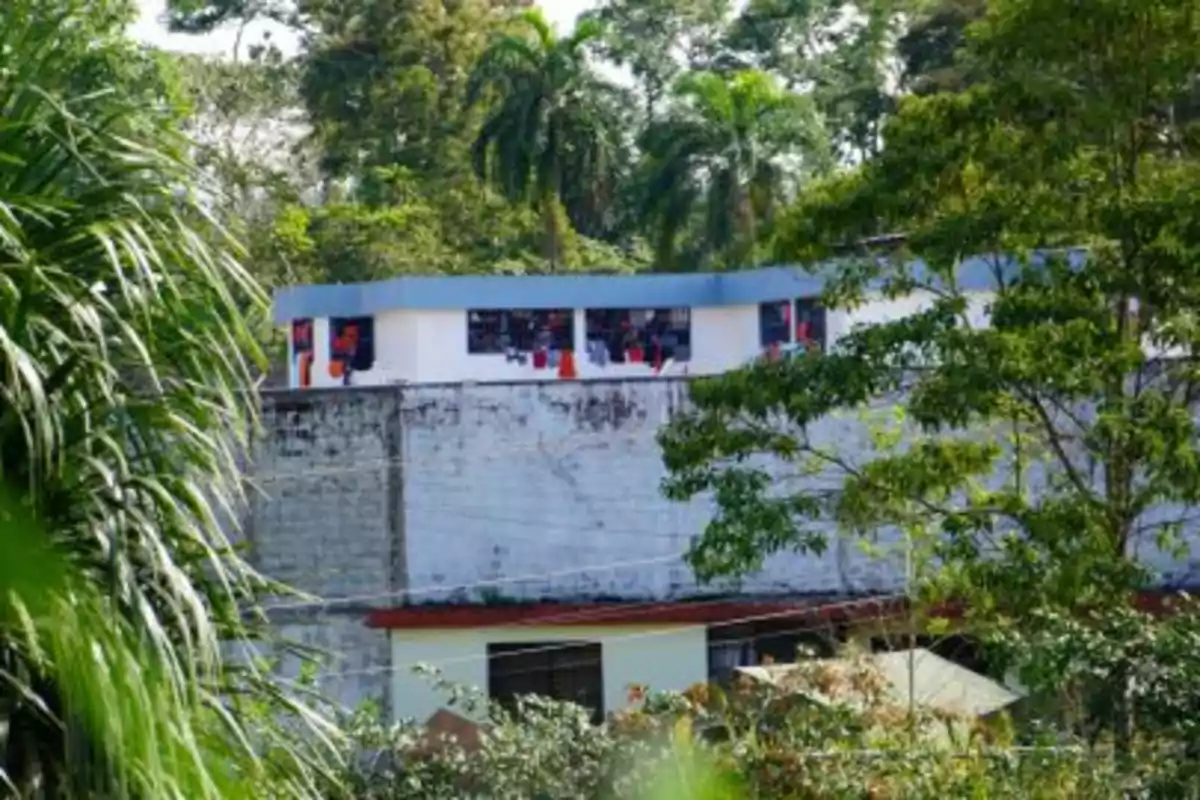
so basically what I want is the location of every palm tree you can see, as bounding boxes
[638,69,831,271]
[0,1,339,795]
[467,10,625,269]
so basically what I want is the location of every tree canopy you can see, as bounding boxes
[659,0,1200,744]
[163,0,914,283]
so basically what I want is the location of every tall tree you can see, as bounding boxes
[582,0,732,123]
[467,10,628,268]
[895,0,986,94]
[300,0,515,191]
[725,0,912,163]
[659,0,1200,734]
[638,69,831,270]
[0,0,339,792]
[723,0,844,87]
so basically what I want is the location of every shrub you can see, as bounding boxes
[334,655,1197,799]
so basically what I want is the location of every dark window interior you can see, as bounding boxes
[329,316,375,371]
[467,309,574,354]
[583,307,691,365]
[487,641,604,722]
[707,626,839,685]
[794,298,826,351]
[759,300,791,347]
[292,318,313,353]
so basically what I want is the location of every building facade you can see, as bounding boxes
[253,260,1199,723]
[249,380,924,722]
[273,264,1000,389]
[248,382,1199,724]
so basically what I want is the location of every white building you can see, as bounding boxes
[263,257,1194,724]
[272,264,1002,389]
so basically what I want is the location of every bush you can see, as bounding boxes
[333,653,1200,799]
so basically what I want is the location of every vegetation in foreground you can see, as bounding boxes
[1,0,1199,797]
[342,642,1200,799]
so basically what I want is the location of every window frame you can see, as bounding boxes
[486,641,604,722]
[793,297,827,352]
[329,316,376,373]
[467,308,575,355]
[582,306,693,366]
[758,300,792,349]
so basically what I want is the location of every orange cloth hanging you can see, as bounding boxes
[298,352,313,387]
[558,348,577,379]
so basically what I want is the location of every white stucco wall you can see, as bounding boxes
[288,291,997,389]
[389,625,708,723]
[300,306,765,388]
[397,381,912,602]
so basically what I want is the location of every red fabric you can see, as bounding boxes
[796,321,812,343]
[532,349,548,369]
[558,349,577,379]
[298,352,312,388]
[627,346,644,363]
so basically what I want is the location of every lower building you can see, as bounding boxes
[358,597,969,723]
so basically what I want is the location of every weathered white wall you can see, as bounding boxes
[399,380,907,602]
[250,368,1200,713]
[389,625,708,723]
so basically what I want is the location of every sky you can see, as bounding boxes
[132,0,598,57]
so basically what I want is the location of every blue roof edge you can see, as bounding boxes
[271,250,1088,324]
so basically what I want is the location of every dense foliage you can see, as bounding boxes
[339,655,1200,799]
[163,0,966,287]
[660,0,1200,766]
[0,0,340,794]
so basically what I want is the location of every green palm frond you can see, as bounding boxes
[1,490,256,798]
[466,9,625,262]
[0,1,342,795]
[637,68,830,269]
[514,8,556,51]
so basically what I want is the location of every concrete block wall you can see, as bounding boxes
[248,389,406,714]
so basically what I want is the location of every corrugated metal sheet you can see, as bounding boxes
[736,648,1021,718]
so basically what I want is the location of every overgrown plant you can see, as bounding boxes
[0,0,341,794]
[658,0,1200,747]
[341,660,1164,799]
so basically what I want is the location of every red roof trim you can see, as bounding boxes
[364,590,1189,630]
[365,597,909,629]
